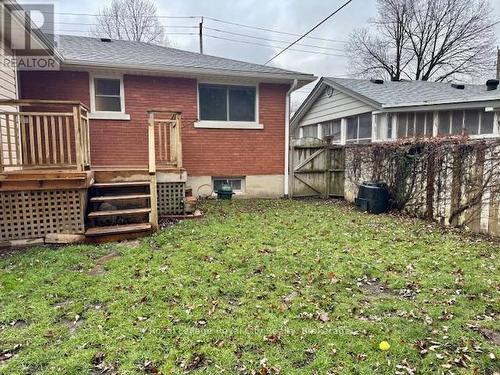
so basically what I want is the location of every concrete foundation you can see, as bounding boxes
[187,175,284,198]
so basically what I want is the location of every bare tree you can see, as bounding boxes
[92,0,166,45]
[347,0,495,81]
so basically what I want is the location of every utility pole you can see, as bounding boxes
[199,16,203,54]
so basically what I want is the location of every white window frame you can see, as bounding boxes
[195,81,262,129]
[470,110,499,138]
[378,109,499,141]
[212,177,246,195]
[321,119,342,143]
[345,113,372,144]
[89,73,130,120]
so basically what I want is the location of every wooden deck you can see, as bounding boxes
[0,105,187,247]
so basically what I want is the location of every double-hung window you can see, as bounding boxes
[196,83,261,129]
[90,75,129,120]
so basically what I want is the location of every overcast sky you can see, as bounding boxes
[50,0,500,100]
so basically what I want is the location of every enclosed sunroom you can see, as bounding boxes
[292,77,500,144]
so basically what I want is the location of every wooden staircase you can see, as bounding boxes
[85,181,153,240]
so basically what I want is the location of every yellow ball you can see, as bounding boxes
[379,341,391,351]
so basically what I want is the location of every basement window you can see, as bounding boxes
[213,177,245,193]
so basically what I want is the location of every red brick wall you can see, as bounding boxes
[20,71,288,176]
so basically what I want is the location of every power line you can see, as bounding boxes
[46,21,198,29]
[203,16,348,44]
[265,0,354,65]
[46,19,347,54]
[56,30,197,36]
[204,27,346,52]
[44,11,348,44]
[204,34,347,57]
[41,11,200,19]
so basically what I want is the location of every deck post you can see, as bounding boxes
[175,114,183,168]
[73,105,83,171]
[0,121,4,172]
[148,111,159,230]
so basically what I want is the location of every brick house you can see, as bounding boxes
[0,28,314,244]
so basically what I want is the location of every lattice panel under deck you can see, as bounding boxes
[0,190,85,241]
[157,182,185,215]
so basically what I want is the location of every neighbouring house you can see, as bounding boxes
[292,77,500,143]
[290,77,500,236]
[0,3,315,245]
[497,49,500,79]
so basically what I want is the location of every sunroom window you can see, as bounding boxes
[199,84,256,122]
[346,113,372,144]
[438,110,495,136]
[322,119,341,142]
[302,124,318,138]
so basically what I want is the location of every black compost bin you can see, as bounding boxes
[217,184,235,200]
[355,182,389,214]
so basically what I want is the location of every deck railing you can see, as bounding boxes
[148,110,183,169]
[147,110,183,230]
[0,100,90,172]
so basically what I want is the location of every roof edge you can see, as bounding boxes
[382,97,500,109]
[62,60,316,83]
[290,78,324,127]
[291,77,384,127]
[323,77,383,109]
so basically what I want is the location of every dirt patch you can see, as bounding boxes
[63,316,83,334]
[89,252,120,276]
[53,300,72,309]
[0,344,22,363]
[89,264,106,276]
[357,277,394,298]
[159,217,181,229]
[10,320,27,329]
[118,240,140,248]
[479,328,500,346]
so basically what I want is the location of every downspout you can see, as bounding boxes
[284,79,298,197]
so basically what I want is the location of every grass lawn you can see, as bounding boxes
[0,199,499,374]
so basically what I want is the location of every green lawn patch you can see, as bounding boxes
[0,199,498,374]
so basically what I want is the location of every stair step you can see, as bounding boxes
[92,181,150,188]
[88,208,151,218]
[85,223,152,237]
[90,194,151,203]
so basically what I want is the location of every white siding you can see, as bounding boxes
[298,87,375,127]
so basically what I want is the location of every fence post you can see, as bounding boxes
[73,105,83,171]
[148,111,159,230]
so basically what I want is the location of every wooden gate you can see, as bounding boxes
[290,138,345,198]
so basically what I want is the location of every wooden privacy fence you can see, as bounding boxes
[0,100,90,171]
[290,137,345,198]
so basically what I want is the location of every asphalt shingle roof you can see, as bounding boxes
[325,77,500,108]
[55,34,314,80]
